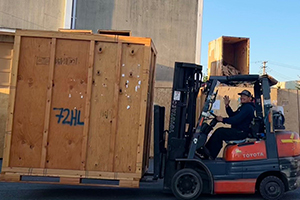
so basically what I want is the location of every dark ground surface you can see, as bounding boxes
[0,160,299,200]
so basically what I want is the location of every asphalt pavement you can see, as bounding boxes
[0,160,300,200]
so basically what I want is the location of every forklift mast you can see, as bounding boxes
[163,62,202,191]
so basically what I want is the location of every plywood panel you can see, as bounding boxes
[270,88,278,104]
[154,86,172,129]
[152,85,172,157]
[0,72,10,86]
[277,89,299,132]
[223,40,249,73]
[0,42,13,59]
[208,37,222,77]
[86,42,118,172]
[223,43,235,65]
[114,44,144,173]
[0,60,11,73]
[47,39,90,170]
[10,37,51,167]
[235,40,249,74]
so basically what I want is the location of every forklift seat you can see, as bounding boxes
[225,138,257,145]
[249,116,265,139]
[225,139,246,145]
[225,117,265,145]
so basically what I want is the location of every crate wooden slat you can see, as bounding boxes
[1,29,156,188]
[58,29,93,34]
[40,38,56,168]
[80,40,95,170]
[0,31,15,159]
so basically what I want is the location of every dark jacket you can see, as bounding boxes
[223,102,255,133]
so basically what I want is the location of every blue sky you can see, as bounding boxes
[200,0,300,82]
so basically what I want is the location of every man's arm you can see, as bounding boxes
[226,105,235,117]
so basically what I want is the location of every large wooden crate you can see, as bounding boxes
[208,36,249,77]
[1,30,157,188]
[0,31,15,159]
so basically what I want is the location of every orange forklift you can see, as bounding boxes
[153,62,300,200]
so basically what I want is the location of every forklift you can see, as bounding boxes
[153,62,300,200]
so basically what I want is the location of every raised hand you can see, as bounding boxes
[224,95,230,107]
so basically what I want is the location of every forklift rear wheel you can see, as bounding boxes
[171,168,203,200]
[259,176,285,200]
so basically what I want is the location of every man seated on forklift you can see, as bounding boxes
[205,90,255,159]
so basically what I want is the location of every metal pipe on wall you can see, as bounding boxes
[64,0,73,29]
[297,90,300,134]
[71,0,77,29]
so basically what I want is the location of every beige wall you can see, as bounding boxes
[275,81,300,90]
[75,0,203,82]
[0,0,67,30]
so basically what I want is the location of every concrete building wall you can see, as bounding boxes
[0,0,67,30]
[275,80,300,90]
[75,0,203,81]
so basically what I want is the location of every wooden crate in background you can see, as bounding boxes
[1,30,156,188]
[0,31,14,159]
[208,36,249,77]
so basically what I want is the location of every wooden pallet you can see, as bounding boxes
[0,171,139,188]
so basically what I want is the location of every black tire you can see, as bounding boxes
[259,176,285,200]
[171,168,203,200]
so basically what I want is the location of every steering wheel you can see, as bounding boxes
[209,111,217,118]
[208,111,219,127]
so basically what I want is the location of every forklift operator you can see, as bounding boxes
[205,90,255,159]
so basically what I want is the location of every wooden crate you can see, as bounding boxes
[208,36,249,77]
[1,30,157,188]
[0,31,15,159]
